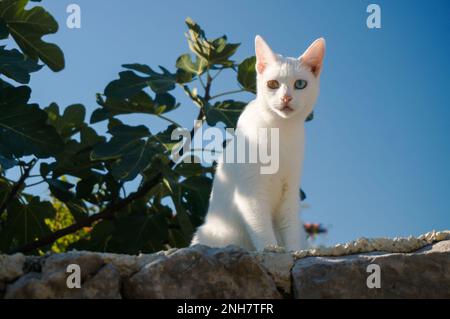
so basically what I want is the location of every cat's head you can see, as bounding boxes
[255,35,325,120]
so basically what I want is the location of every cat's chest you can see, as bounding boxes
[278,145,302,180]
[278,129,303,166]
[260,139,302,190]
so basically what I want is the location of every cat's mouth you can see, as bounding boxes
[279,105,294,114]
[272,104,296,118]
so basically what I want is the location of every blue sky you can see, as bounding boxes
[11,0,450,245]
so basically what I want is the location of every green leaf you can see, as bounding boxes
[153,92,179,114]
[0,46,43,84]
[0,0,65,71]
[184,18,209,59]
[3,197,56,249]
[75,175,99,199]
[0,85,64,158]
[179,175,212,226]
[238,56,256,93]
[305,111,314,122]
[0,155,18,171]
[44,123,105,180]
[175,68,194,84]
[185,17,206,39]
[92,124,150,161]
[80,125,105,146]
[162,167,212,240]
[111,210,169,253]
[0,82,29,105]
[104,65,177,99]
[0,22,8,39]
[174,160,213,178]
[91,124,161,181]
[90,107,110,124]
[152,124,183,152]
[107,117,124,130]
[46,178,75,202]
[146,66,177,94]
[184,17,239,68]
[168,228,189,248]
[45,103,86,140]
[0,178,11,207]
[300,188,306,201]
[93,91,179,123]
[48,139,105,179]
[208,38,240,66]
[163,175,194,240]
[205,100,247,128]
[104,70,149,99]
[112,139,159,182]
[176,53,207,75]
[62,104,85,128]
[65,198,89,223]
[121,63,154,75]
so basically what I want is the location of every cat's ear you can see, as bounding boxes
[255,35,277,74]
[299,38,326,76]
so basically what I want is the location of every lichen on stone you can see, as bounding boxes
[292,230,450,260]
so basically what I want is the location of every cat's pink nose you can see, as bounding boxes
[281,95,292,104]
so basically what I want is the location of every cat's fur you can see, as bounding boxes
[191,36,325,251]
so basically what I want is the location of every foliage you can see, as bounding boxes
[0,0,64,71]
[0,1,318,255]
[44,196,89,254]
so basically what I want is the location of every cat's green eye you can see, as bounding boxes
[294,79,307,90]
[267,80,280,89]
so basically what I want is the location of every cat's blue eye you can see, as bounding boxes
[294,79,307,90]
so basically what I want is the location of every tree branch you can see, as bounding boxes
[11,171,162,254]
[204,71,212,101]
[0,159,36,216]
[210,88,245,100]
[156,114,182,128]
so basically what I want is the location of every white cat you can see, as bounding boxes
[191,35,325,251]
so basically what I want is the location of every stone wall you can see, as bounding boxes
[1,230,449,299]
